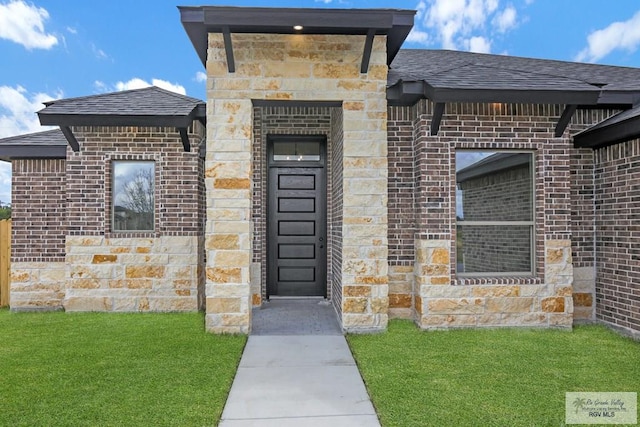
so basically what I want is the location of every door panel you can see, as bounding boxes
[268,167,326,297]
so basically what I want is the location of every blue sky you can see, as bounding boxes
[1,0,640,203]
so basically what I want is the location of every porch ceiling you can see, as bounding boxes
[178,6,416,73]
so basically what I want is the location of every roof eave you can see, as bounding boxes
[0,145,66,162]
[426,86,601,105]
[38,112,197,128]
[178,6,415,68]
[573,114,640,149]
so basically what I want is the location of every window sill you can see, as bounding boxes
[454,276,542,286]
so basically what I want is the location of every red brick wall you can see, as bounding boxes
[68,124,204,237]
[11,159,66,262]
[388,106,415,265]
[594,139,640,334]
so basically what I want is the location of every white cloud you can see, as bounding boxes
[114,78,186,95]
[575,10,640,63]
[0,85,60,204]
[468,36,491,53]
[0,85,58,138]
[91,43,109,60]
[494,5,516,33]
[413,0,518,53]
[0,0,57,49]
[195,71,207,83]
[66,26,77,34]
[406,28,430,45]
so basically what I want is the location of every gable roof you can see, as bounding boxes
[38,86,206,128]
[0,129,67,161]
[388,49,640,106]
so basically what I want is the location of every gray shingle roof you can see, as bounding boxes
[0,129,67,161]
[38,86,206,128]
[390,49,640,90]
[389,49,640,105]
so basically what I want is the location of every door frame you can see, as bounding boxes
[266,134,328,299]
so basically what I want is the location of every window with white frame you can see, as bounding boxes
[112,161,155,232]
[456,151,534,276]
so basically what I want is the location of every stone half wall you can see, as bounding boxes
[64,236,201,311]
[414,239,573,328]
[205,32,389,333]
[10,262,66,311]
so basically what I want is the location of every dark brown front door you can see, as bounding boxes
[267,136,326,297]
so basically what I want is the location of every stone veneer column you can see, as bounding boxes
[542,239,574,326]
[205,33,389,333]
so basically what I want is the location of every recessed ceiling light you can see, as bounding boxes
[293,25,303,31]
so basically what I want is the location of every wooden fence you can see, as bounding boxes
[0,219,10,307]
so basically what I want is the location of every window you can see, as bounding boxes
[456,151,534,276]
[112,161,155,232]
[273,141,321,161]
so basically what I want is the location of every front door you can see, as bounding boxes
[267,136,327,297]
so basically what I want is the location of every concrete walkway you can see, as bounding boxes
[218,299,381,426]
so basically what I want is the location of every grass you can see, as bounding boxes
[0,309,246,426]
[348,320,640,427]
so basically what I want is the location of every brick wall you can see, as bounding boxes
[594,139,640,336]
[10,158,67,310]
[12,158,66,262]
[412,101,574,328]
[11,123,206,312]
[567,109,621,322]
[388,106,415,318]
[69,125,203,237]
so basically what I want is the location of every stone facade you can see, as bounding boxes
[205,33,389,333]
[10,124,206,312]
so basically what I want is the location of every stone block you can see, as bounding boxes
[419,314,477,328]
[343,286,371,297]
[91,254,117,264]
[427,298,484,314]
[541,297,565,313]
[472,286,520,297]
[125,265,165,279]
[213,178,251,190]
[207,297,241,313]
[389,293,412,308]
[573,293,593,307]
[342,313,375,329]
[343,297,368,313]
[370,297,388,314]
[206,234,240,250]
[485,297,534,313]
[64,297,112,312]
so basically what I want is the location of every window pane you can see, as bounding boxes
[457,224,532,273]
[113,161,154,232]
[273,141,320,161]
[456,152,532,221]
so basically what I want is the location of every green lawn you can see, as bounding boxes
[348,320,640,427]
[0,309,246,427]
